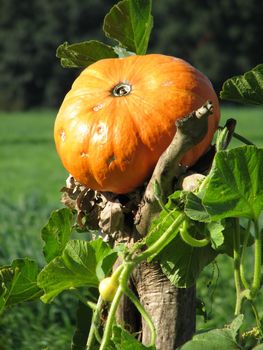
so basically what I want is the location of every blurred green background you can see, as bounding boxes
[0,0,263,349]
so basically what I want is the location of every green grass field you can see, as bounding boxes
[0,110,67,204]
[0,106,262,349]
[1,106,262,203]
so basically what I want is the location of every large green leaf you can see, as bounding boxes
[184,192,211,222]
[0,268,11,312]
[146,191,183,247]
[41,208,74,263]
[112,325,155,349]
[158,233,217,288]
[103,0,153,55]
[38,238,117,303]
[184,201,253,257]
[180,315,244,350]
[92,238,119,281]
[207,221,224,249]
[220,64,263,105]
[202,146,263,220]
[215,219,254,257]
[0,258,41,313]
[56,40,118,68]
[146,209,181,246]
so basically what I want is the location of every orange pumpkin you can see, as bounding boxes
[54,54,220,194]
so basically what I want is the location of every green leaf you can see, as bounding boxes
[41,208,74,263]
[158,234,217,288]
[146,209,180,246]
[0,258,41,313]
[220,64,263,105]
[215,125,233,152]
[184,192,211,222]
[91,238,118,281]
[112,325,155,349]
[114,46,135,58]
[216,219,254,257]
[103,0,153,55]
[202,146,263,220]
[146,191,183,246]
[180,315,244,350]
[38,238,117,303]
[229,314,244,337]
[56,40,118,68]
[207,222,224,249]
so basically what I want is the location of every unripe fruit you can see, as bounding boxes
[99,277,118,302]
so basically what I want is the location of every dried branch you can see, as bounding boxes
[135,100,214,236]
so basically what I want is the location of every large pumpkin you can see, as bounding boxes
[54,54,220,194]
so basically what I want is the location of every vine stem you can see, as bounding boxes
[134,213,185,263]
[99,263,134,350]
[99,285,123,350]
[233,218,243,315]
[87,296,103,349]
[250,300,263,337]
[240,220,251,290]
[252,219,261,294]
[71,289,97,310]
[99,214,186,349]
[153,180,170,214]
[111,264,124,283]
[217,126,255,145]
[179,220,210,247]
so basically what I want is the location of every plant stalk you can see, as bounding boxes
[134,213,185,263]
[72,289,97,310]
[99,263,134,350]
[250,300,263,337]
[87,296,103,349]
[252,220,261,294]
[179,220,210,247]
[240,220,251,290]
[233,218,243,315]
[217,126,255,145]
[99,285,123,350]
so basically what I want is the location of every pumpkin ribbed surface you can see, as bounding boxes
[54,54,220,194]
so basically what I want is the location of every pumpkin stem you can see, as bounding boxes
[112,82,132,97]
